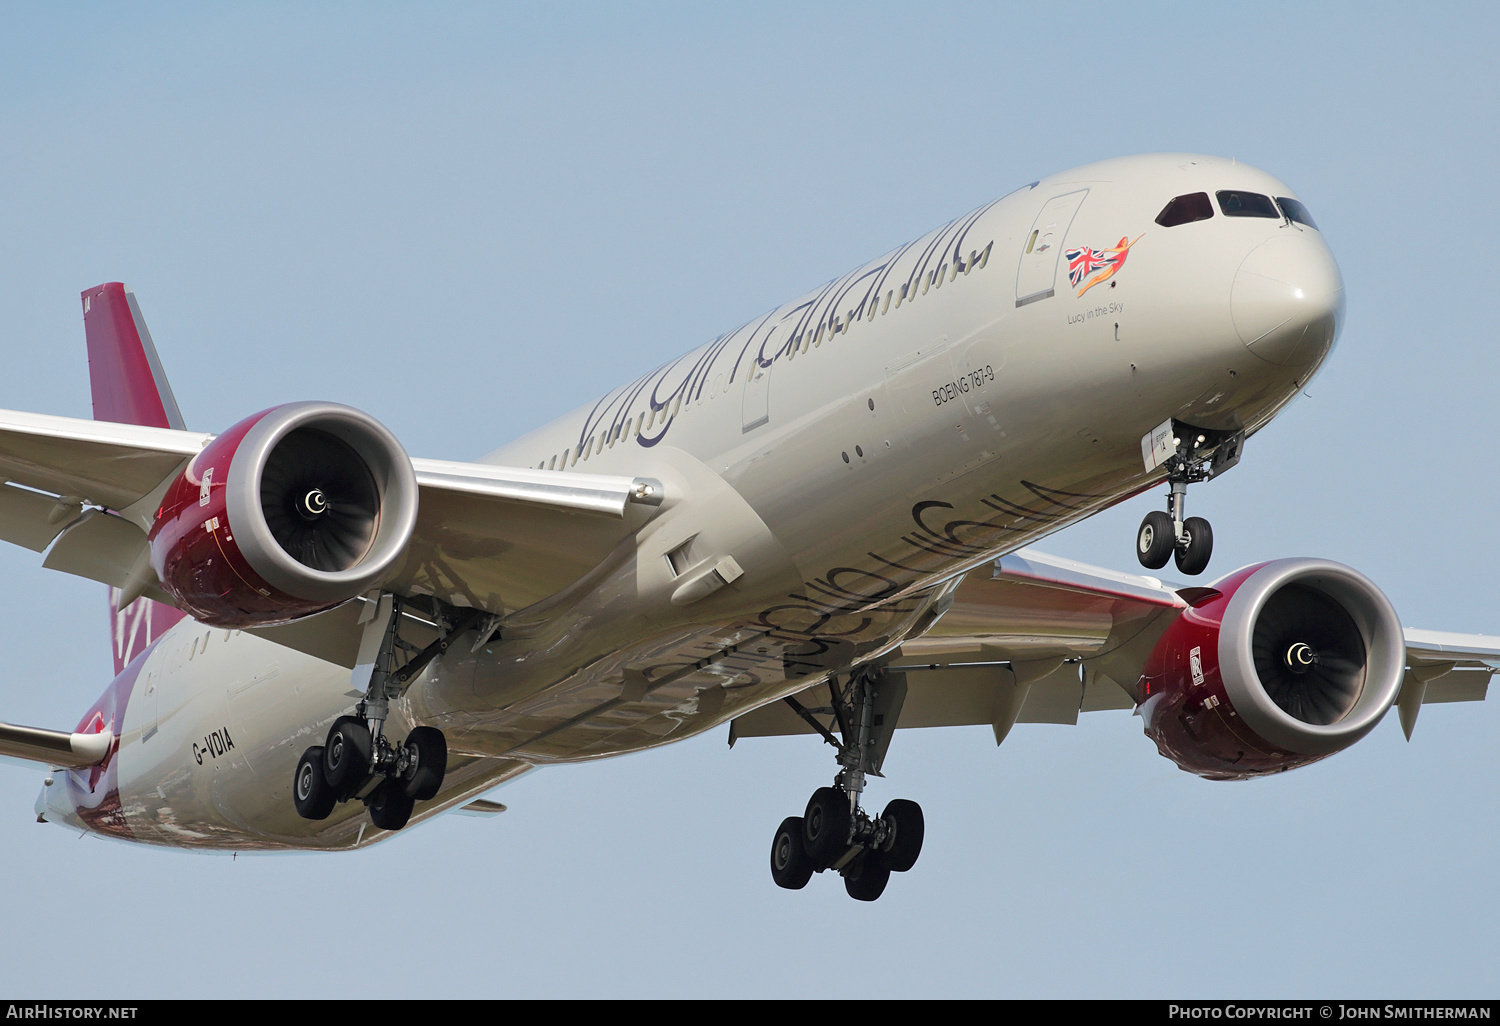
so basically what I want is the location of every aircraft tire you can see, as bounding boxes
[843,852,891,902]
[402,726,447,801]
[368,780,415,831]
[802,787,852,870]
[293,746,337,820]
[324,716,372,797]
[770,817,815,890]
[880,799,925,873]
[1175,516,1214,576]
[1137,511,1175,570]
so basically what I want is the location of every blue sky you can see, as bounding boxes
[0,2,1496,997]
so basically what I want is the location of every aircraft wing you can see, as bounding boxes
[0,407,660,658]
[730,548,1500,744]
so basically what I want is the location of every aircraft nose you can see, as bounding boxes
[1231,234,1345,368]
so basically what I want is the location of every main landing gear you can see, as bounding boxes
[1136,421,1245,577]
[769,665,923,902]
[293,594,483,831]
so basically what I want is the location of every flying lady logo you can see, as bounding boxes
[1065,235,1141,297]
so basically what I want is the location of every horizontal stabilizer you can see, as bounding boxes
[0,720,112,768]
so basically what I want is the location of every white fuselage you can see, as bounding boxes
[39,153,1343,849]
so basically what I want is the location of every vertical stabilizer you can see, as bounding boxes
[80,283,188,672]
[81,283,185,430]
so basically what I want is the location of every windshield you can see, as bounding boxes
[1155,193,1214,227]
[1276,197,1318,229]
[1216,191,1280,218]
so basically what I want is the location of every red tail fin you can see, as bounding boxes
[81,283,188,672]
[81,283,185,430]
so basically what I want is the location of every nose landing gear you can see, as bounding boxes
[1136,420,1243,577]
[293,594,479,832]
[767,666,924,901]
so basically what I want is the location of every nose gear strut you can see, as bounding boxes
[768,664,925,901]
[1136,419,1244,577]
[292,593,482,831]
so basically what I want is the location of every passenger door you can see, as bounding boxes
[1015,189,1088,307]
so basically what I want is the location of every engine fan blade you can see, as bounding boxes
[259,428,380,572]
[1250,583,1367,726]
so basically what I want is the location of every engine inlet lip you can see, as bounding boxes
[1217,558,1404,756]
[225,401,419,603]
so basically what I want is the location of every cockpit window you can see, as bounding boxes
[1216,191,1280,218]
[1155,192,1214,227]
[1276,197,1318,229]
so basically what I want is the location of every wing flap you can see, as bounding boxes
[0,481,78,552]
[1421,668,1491,704]
[41,509,149,589]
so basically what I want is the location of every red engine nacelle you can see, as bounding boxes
[149,402,419,628]
[1139,558,1406,779]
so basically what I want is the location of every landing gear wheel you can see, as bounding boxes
[323,716,373,797]
[401,726,447,801]
[1175,516,1214,576]
[880,799,925,873]
[802,787,852,870]
[843,852,892,902]
[368,780,415,831]
[770,817,815,890]
[292,746,337,820]
[1137,510,1175,570]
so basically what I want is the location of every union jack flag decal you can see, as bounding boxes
[1064,235,1142,297]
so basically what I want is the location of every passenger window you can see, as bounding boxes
[1155,192,1214,227]
[1216,191,1279,218]
[1276,197,1318,229]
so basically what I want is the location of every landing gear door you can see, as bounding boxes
[1015,188,1088,307]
